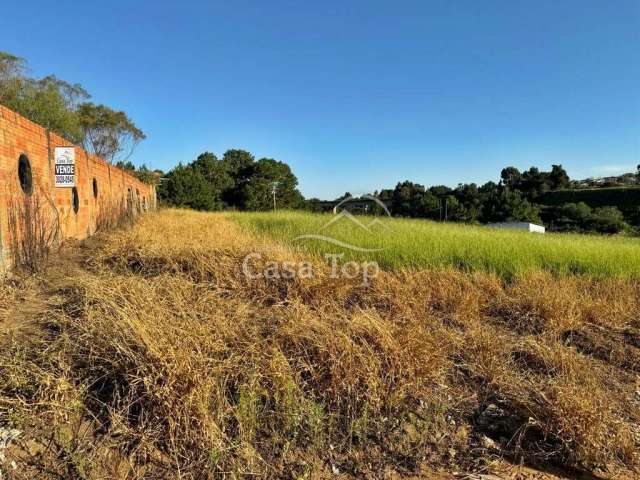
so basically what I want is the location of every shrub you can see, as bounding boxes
[7,191,59,273]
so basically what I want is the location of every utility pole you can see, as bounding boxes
[271,181,279,211]
[444,196,448,222]
[438,195,448,222]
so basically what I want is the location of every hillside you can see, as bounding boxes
[538,186,640,215]
[1,209,639,479]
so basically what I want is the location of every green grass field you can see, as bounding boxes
[228,210,640,278]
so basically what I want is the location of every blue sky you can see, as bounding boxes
[2,0,639,199]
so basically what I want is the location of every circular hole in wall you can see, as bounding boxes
[18,154,33,195]
[71,187,80,214]
[93,178,98,199]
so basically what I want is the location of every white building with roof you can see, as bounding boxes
[487,222,546,234]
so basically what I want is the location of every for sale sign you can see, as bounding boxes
[54,147,75,187]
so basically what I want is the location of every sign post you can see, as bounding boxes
[54,147,75,187]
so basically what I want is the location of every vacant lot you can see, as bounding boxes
[1,209,639,479]
[230,210,640,278]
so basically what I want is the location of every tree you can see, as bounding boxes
[0,52,27,108]
[480,188,541,224]
[1,51,146,157]
[548,164,570,190]
[500,167,521,190]
[418,191,441,219]
[158,164,217,211]
[429,185,452,196]
[519,167,549,198]
[222,149,255,176]
[21,77,89,143]
[134,164,159,185]
[542,202,592,232]
[191,152,234,200]
[588,207,627,234]
[391,181,426,217]
[158,149,303,212]
[479,181,499,195]
[628,206,640,227]
[377,189,394,203]
[111,161,157,185]
[388,182,468,220]
[221,149,255,206]
[453,183,481,222]
[440,195,468,221]
[0,51,90,143]
[78,103,145,164]
[240,158,304,210]
[114,160,136,172]
[0,51,25,82]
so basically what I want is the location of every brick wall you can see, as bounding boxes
[0,104,156,272]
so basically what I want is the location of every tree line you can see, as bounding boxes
[157,150,304,211]
[164,152,635,234]
[345,165,636,234]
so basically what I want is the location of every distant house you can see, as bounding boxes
[487,222,546,234]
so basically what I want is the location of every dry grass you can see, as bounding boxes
[1,209,639,479]
[95,198,138,233]
[7,189,60,274]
